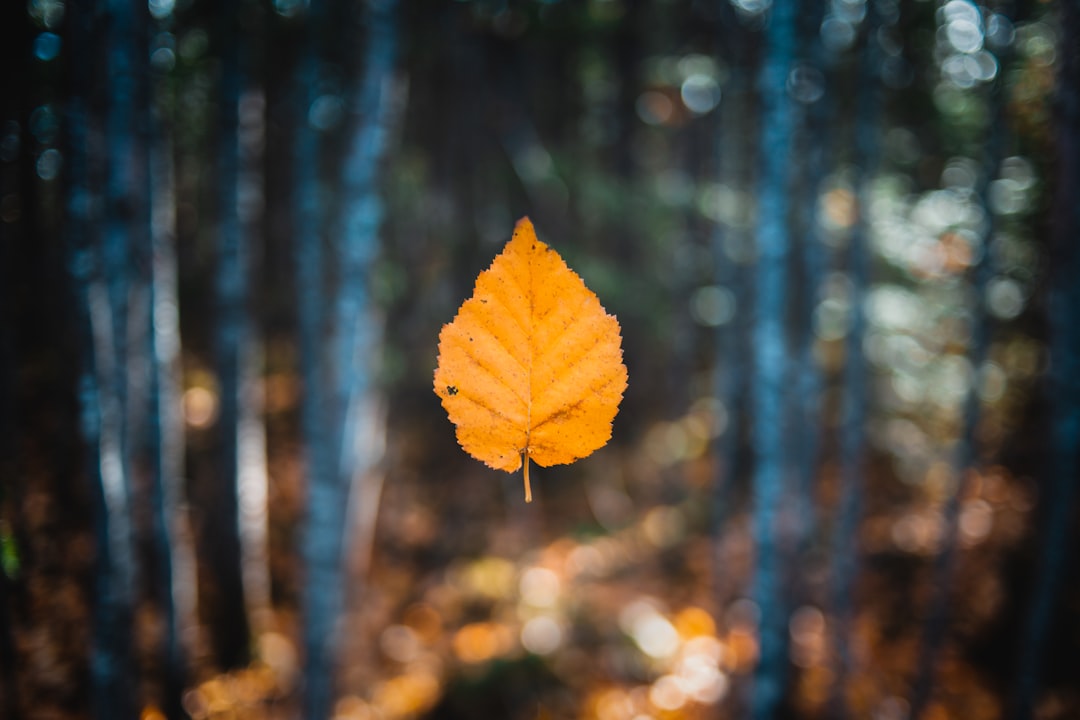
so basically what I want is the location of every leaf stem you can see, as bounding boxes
[523,450,532,503]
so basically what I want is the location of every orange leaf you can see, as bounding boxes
[434,217,628,502]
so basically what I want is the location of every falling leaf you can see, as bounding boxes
[434,217,628,502]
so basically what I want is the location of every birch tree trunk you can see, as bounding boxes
[301,2,399,717]
[147,15,194,713]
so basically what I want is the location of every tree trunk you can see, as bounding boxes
[1010,2,1080,715]
[789,0,833,608]
[75,0,149,716]
[911,18,1010,716]
[830,3,883,715]
[750,1,798,717]
[710,0,753,619]
[208,0,253,671]
[301,2,399,717]
[147,27,194,714]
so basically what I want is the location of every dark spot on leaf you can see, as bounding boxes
[447,385,458,396]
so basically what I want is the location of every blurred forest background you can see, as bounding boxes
[2,0,1079,718]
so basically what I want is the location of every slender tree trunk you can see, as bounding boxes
[147,33,193,716]
[790,0,833,607]
[73,0,148,716]
[750,1,798,717]
[302,2,399,717]
[710,0,752,610]
[1010,2,1080,715]
[209,0,253,671]
[295,0,333,715]
[830,3,883,715]
[80,251,139,720]
[911,24,1009,717]
[333,0,398,565]
[237,85,272,639]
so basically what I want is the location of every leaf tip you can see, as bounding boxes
[512,216,537,244]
